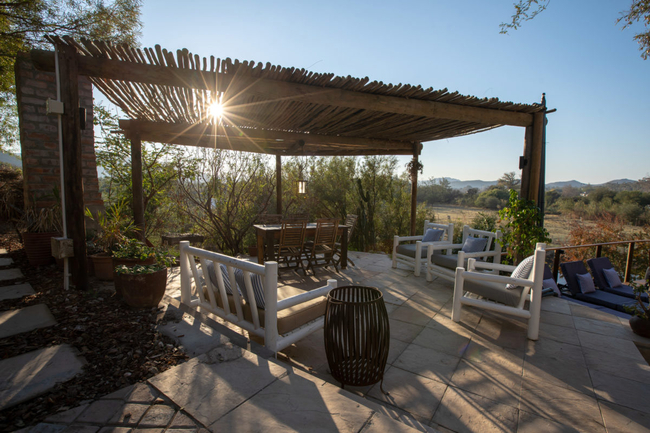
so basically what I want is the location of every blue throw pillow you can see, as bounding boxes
[422,228,444,242]
[543,278,561,297]
[461,237,488,253]
[235,269,266,309]
[576,273,596,294]
[603,268,623,288]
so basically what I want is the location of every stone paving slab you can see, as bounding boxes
[147,344,288,428]
[0,283,35,301]
[0,268,24,281]
[0,303,57,339]
[157,305,230,357]
[0,257,14,266]
[0,344,86,410]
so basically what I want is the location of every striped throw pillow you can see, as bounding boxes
[235,269,266,309]
[505,255,534,290]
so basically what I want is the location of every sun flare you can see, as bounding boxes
[208,101,224,120]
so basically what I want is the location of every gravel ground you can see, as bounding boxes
[0,230,188,431]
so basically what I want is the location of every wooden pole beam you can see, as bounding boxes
[32,49,535,127]
[58,44,88,290]
[409,146,421,236]
[118,119,418,154]
[276,155,282,214]
[130,134,145,240]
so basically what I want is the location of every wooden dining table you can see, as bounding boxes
[253,223,350,269]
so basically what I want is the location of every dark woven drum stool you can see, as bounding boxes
[324,286,390,392]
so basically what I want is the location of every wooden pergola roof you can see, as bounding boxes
[37,36,545,156]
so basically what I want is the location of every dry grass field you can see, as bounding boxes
[430,205,639,248]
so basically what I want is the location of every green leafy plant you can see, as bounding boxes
[85,200,135,253]
[498,189,551,264]
[114,263,165,275]
[111,238,156,260]
[627,281,650,320]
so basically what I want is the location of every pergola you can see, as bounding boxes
[31,36,549,290]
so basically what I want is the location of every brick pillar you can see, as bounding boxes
[14,53,103,212]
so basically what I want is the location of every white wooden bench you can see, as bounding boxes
[179,241,337,355]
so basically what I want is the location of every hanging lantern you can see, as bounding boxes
[297,178,308,194]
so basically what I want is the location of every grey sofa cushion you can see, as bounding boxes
[396,244,427,259]
[463,279,523,307]
[430,253,460,269]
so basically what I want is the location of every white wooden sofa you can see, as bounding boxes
[426,225,502,283]
[179,241,337,355]
[392,221,454,276]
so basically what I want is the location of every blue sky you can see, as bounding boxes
[135,0,649,184]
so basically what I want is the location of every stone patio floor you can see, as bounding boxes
[210,251,650,433]
[18,251,650,432]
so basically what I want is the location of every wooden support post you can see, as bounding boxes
[58,44,88,290]
[409,147,421,236]
[131,134,145,240]
[596,245,603,258]
[276,155,282,214]
[521,94,547,212]
[552,249,563,281]
[625,242,635,283]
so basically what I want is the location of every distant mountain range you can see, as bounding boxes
[0,153,21,168]
[430,177,637,191]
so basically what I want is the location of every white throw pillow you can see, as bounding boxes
[505,255,535,290]
[602,268,623,288]
[576,273,596,294]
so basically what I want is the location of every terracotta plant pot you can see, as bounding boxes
[629,315,650,339]
[91,252,114,281]
[22,232,59,266]
[112,256,156,296]
[116,267,168,308]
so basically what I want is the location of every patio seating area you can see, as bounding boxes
[164,250,650,432]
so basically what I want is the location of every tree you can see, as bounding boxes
[497,172,521,191]
[94,104,198,237]
[176,149,275,255]
[501,0,650,59]
[0,0,142,150]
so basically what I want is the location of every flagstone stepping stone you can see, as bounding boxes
[0,258,13,266]
[0,248,7,255]
[0,283,35,301]
[0,304,56,339]
[0,344,86,410]
[0,268,23,282]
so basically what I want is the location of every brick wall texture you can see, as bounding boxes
[15,53,103,210]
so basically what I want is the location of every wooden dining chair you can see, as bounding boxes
[335,214,358,267]
[275,219,307,275]
[305,218,339,275]
[257,213,282,224]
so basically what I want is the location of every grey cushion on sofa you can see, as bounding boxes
[463,279,523,307]
[430,253,460,269]
[396,244,427,259]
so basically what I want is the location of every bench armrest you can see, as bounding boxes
[276,279,337,311]
[458,267,533,287]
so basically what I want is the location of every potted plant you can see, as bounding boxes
[85,201,134,280]
[110,238,157,295]
[114,253,173,308]
[19,207,62,266]
[628,281,650,338]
